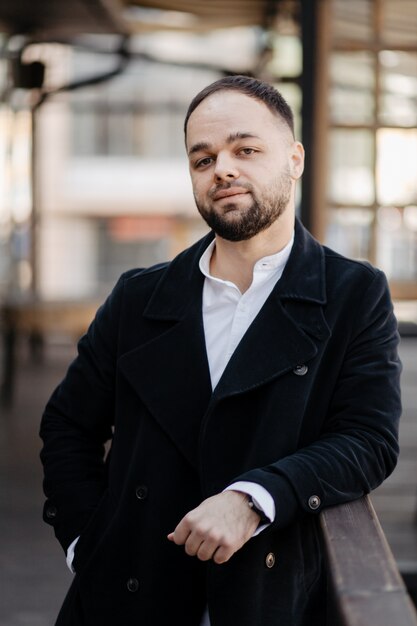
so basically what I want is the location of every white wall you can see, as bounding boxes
[39,215,97,300]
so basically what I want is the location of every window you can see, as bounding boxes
[324,0,417,297]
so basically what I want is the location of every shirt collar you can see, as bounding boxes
[199,233,295,282]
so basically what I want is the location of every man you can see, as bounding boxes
[40,76,401,626]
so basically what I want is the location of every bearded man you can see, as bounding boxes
[40,75,401,626]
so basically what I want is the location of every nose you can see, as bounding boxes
[214,153,239,182]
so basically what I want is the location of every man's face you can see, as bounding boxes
[186,90,304,242]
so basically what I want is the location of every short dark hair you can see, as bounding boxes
[184,75,294,137]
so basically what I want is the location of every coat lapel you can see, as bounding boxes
[212,219,331,400]
[118,234,214,470]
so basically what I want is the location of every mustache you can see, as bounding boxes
[208,181,253,200]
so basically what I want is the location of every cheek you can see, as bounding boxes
[190,173,209,197]
[190,178,201,198]
[243,162,276,180]
[263,165,287,184]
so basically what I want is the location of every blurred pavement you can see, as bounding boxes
[0,343,75,626]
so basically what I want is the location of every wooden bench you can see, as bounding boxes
[321,495,417,625]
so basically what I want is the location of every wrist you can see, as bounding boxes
[246,495,270,525]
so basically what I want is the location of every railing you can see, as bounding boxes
[320,495,417,625]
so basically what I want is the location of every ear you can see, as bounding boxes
[288,141,305,180]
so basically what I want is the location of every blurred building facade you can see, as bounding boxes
[0,0,416,304]
[324,0,417,301]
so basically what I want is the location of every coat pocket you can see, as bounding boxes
[73,489,110,574]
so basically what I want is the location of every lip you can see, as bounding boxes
[213,188,249,201]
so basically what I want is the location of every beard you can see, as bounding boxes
[194,168,292,242]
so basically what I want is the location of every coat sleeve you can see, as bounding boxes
[233,270,402,531]
[39,273,128,552]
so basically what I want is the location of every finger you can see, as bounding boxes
[196,540,218,562]
[212,542,235,565]
[168,518,192,545]
[184,534,204,557]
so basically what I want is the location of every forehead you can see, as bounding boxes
[186,91,283,148]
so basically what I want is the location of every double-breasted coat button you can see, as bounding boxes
[265,552,276,568]
[308,495,321,510]
[135,485,148,500]
[127,577,139,593]
[293,364,308,376]
[45,504,57,520]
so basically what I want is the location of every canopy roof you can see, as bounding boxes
[0,0,276,38]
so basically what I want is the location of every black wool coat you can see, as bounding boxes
[40,218,401,626]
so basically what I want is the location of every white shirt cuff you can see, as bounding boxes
[66,536,80,573]
[224,481,275,536]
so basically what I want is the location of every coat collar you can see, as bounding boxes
[275,217,327,304]
[142,231,214,321]
[143,217,327,322]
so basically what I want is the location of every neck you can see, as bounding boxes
[210,210,295,293]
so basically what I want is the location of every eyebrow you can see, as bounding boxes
[188,132,261,156]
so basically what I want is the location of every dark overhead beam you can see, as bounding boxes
[0,0,127,38]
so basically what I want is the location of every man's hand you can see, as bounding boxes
[167,491,260,564]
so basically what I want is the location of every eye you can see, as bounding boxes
[195,156,214,168]
[239,147,257,156]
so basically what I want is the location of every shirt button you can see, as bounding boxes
[127,577,139,593]
[265,552,276,568]
[308,495,321,510]
[135,485,148,500]
[293,364,308,376]
[45,505,58,520]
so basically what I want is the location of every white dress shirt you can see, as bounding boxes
[199,235,294,390]
[67,232,294,626]
[198,233,294,626]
